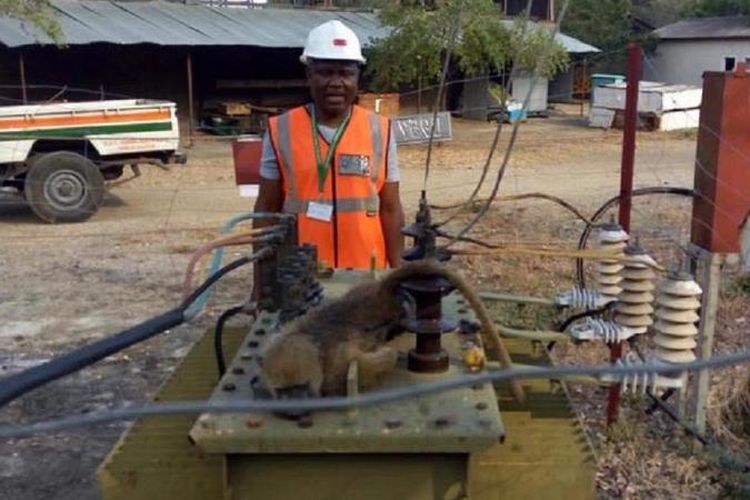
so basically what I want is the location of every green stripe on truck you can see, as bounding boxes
[0,121,173,140]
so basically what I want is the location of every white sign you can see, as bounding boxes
[393,112,453,145]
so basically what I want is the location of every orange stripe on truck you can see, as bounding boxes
[0,109,171,130]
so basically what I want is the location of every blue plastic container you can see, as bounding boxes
[591,73,625,88]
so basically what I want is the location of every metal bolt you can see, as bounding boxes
[475,402,488,411]
[250,376,259,385]
[457,308,468,314]
[456,298,466,305]
[248,341,259,349]
[385,419,402,430]
[261,318,273,326]
[245,417,264,429]
[240,352,253,361]
[255,329,266,336]
[434,416,452,428]
[297,416,313,429]
[232,367,245,375]
[222,382,236,392]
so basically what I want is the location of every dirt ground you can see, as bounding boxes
[1,107,746,499]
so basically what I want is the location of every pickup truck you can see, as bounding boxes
[0,99,186,222]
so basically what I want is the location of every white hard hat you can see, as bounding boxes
[300,20,366,65]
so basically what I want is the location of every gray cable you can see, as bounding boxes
[2,347,750,439]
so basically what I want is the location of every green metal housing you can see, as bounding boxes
[98,272,595,499]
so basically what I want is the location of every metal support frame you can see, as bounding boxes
[694,251,722,438]
[186,52,195,148]
[19,52,27,104]
[608,42,642,425]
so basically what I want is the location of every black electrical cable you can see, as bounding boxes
[0,252,264,409]
[575,187,696,289]
[628,341,710,445]
[434,192,591,227]
[558,302,615,333]
[214,305,248,377]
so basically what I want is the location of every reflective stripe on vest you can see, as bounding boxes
[283,196,380,214]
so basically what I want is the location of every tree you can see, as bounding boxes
[682,0,750,17]
[0,0,63,43]
[561,0,632,68]
[365,0,568,92]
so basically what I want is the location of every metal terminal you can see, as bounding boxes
[402,195,451,262]
[555,288,615,309]
[400,274,457,373]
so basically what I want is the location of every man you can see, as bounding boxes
[254,20,404,269]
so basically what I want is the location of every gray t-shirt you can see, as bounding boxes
[260,124,400,182]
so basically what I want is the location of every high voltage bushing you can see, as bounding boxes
[614,242,657,335]
[594,221,629,298]
[653,271,702,364]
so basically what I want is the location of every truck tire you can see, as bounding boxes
[24,152,105,223]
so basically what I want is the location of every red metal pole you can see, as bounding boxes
[607,42,642,425]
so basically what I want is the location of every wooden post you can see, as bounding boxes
[19,52,27,104]
[694,252,722,437]
[186,52,195,148]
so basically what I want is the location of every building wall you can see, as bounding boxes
[644,39,750,86]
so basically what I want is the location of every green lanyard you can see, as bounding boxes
[311,106,351,194]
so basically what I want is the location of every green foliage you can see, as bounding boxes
[682,0,750,17]
[0,0,63,43]
[365,0,569,93]
[562,0,632,69]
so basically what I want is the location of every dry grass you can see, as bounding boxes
[446,196,750,499]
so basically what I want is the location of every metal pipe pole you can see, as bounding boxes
[607,42,642,426]
[186,52,195,148]
[19,52,27,104]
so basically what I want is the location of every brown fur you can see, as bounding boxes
[261,260,525,402]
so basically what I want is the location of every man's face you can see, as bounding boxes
[307,60,360,118]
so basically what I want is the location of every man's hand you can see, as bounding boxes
[379,182,405,268]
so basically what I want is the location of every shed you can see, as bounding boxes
[644,16,750,86]
[0,0,387,136]
[459,24,599,120]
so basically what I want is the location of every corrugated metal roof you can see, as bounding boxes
[0,0,388,47]
[555,32,599,53]
[498,20,599,53]
[0,0,599,53]
[653,15,750,40]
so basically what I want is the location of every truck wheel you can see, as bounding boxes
[24,152,104,223]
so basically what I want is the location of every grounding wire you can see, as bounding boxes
[422,0,465,193]
[3,347,750,438]
[440,0,572,247]
[432,0,535,224]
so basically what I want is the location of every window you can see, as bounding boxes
[725,57,736,71]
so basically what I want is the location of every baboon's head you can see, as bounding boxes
[261,334,323,400]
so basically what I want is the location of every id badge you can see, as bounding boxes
[307,201,333,222]
[339,155,371,176]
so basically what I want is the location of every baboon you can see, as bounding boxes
[261,260,524,402]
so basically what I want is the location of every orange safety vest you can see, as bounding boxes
[268,104,390,269]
